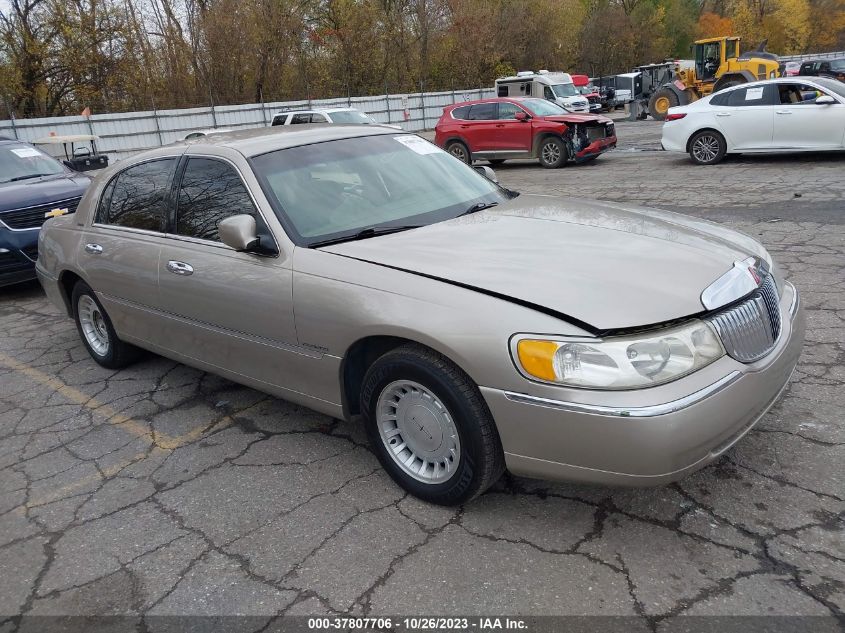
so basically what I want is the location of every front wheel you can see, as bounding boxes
[538,137,568,168]
[688,130,727,165]
[72,281,141,369]
[360,344,505,505]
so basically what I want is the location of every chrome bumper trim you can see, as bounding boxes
[788,282,799,318]
[503,371,743,418]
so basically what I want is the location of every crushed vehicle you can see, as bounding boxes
[495,71,590,113]
[571,74,604,112]
[434,97,616,168]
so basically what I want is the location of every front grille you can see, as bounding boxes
[586,126,607,142]
[0,197,81,230]
[0,251,29,273]
[706,275,781,362]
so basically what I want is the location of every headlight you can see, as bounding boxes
[513,320,725,390]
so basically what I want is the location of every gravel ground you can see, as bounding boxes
[0,120,843,632]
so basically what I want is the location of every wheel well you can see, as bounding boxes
[531,132,565,157]
[443,137,468,149]
[686,128,725,153]
[341,335,462,419]
[58,270,83,316]
[713,73,751,92]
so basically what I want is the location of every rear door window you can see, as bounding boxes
[291,113,311,124]
[175,158,258,242]
[725,85,774,106]
[467,103,496,120]
[98,159,176,231]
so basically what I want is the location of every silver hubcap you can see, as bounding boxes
[692,135,720,163]
[541,142,561,164]
[78,295,109,356]
[376,380,461,484]
[449,145,467,162]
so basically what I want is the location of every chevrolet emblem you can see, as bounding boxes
[44,207,69,219]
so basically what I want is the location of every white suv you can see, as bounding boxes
[270,107,398,127]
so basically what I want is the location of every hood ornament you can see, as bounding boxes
[701,256,767,311]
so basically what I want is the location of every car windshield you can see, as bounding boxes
[814,77,845,99]
[521,99,567,116]
[329,110,376,124]
[0,143,65,183]
[251,134,505,245]
[551,83,578,98]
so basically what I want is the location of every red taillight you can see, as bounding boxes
[665,113,687,121]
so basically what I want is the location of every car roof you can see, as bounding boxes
[446,97,541,108]
[176,124,400,158]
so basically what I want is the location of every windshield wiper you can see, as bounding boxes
[8,173,52,182]
[310,224,421,248]
[459,201,499,217]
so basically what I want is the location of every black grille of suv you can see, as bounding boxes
[0,250,29,273]
[0,197,82,230]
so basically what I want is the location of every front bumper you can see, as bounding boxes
[0,226,38,288]
[575,136,617,161]
[482,282,805,486]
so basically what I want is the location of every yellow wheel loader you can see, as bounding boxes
[648,37,780,120]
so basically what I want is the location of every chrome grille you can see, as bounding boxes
[706,275,781,363]
[0,197,81,230]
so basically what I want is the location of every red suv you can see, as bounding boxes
[434,97,616,168]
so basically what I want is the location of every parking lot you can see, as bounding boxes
[1,119,843,629]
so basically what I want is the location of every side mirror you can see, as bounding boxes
[219,214,261,252]
[474,165,498,184]
[816,95,835,105]
[514,111,530,121]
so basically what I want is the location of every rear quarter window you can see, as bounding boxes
[96,158,176,232]
[451,105,471,120]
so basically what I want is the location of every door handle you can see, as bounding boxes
[84,243,103,254]
[496,123,506,127]
[715,112,731,117]
[166,260,194,276]
[776,110,793,115]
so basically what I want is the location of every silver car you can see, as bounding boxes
[36,126,805,505]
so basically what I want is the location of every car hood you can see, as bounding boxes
[0,173,90,213]
[322,195,766,331]
[541,114,611,125]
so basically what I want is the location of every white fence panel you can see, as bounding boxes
[0,87,497,161]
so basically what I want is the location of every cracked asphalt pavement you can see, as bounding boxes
[0,120,843,631]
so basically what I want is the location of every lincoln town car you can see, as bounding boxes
[36,126,804,505]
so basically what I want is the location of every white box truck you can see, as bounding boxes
[494,70,590,113]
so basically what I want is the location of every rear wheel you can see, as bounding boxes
[360,344,505,505]
[688,130,727,165]
[538,137,567,168]
[648,88,679,121]
[446,140,471,164]
[72,281,141,369]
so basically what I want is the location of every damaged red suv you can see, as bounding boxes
[434,97,616,168]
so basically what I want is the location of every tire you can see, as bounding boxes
[537,137,567,168]
[445,140,471,164]
[688,130,727,165]
[648,88,679,121]
[714,79,742,93]
[72,281,141,369]
[488,159,506,166]
[360,344,505,505]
